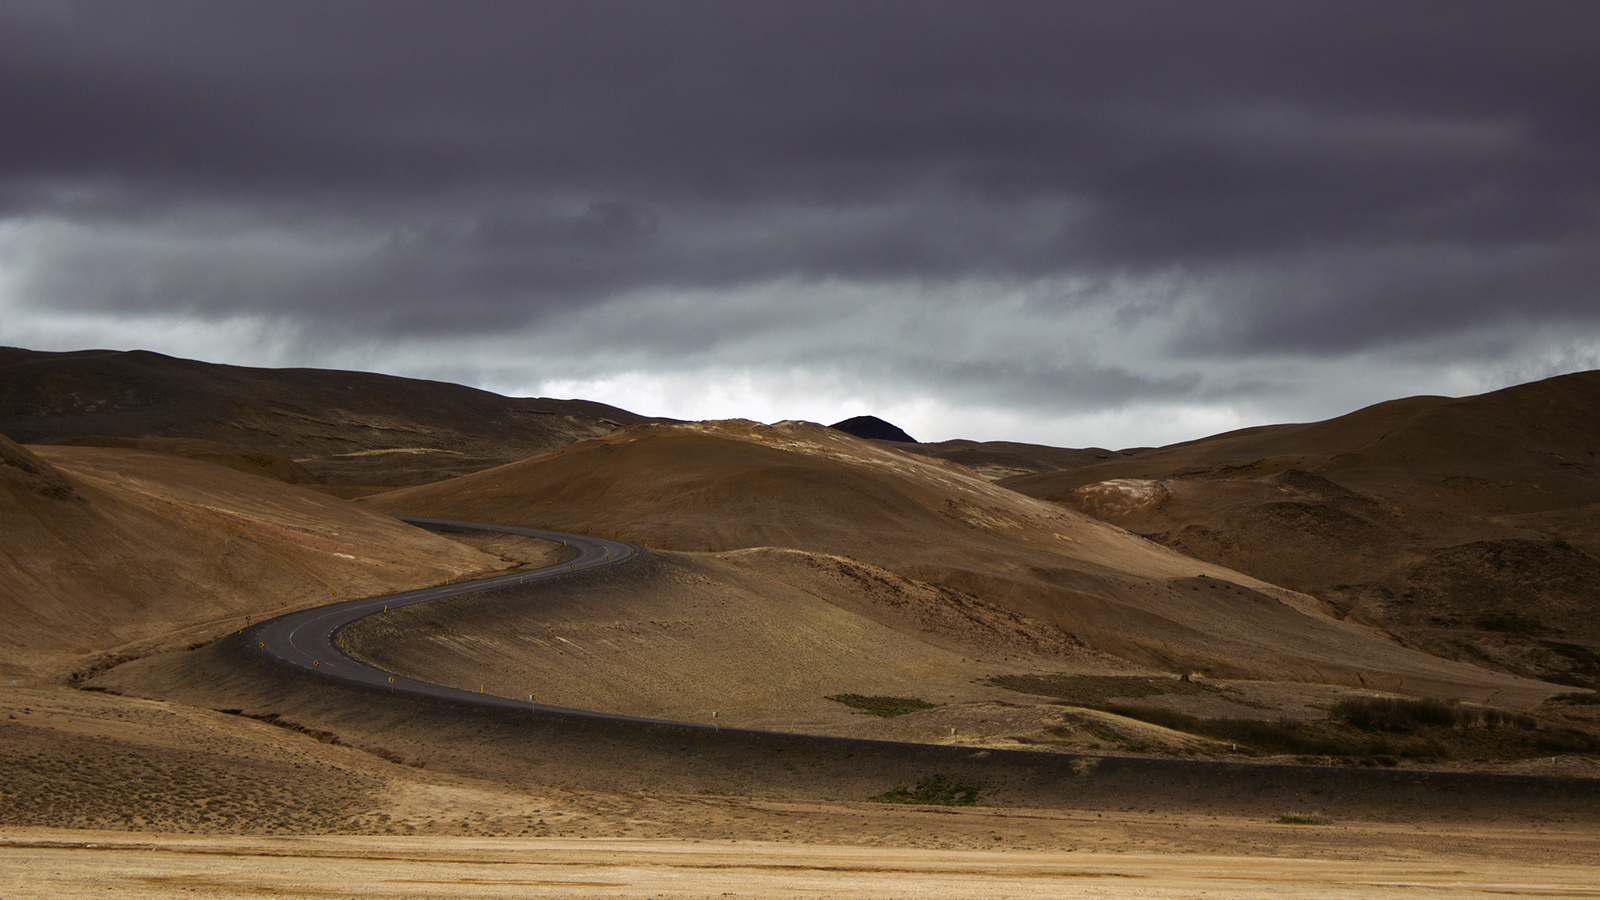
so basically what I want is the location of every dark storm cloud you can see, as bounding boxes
[3,1,1598,371]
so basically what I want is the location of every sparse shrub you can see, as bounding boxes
[1331,697,1462,732]
[1277,814,1333,825]
[1332,696,1543,734]
[1477,708,1539,729]
[1535,730,1600,754]
[870,774,982,806]
[1093,704,1362,756]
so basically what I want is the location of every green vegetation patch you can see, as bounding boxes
[1277,814,1334,825]
[1332,697,1465,732]
[825,694,937,717]
[1086,699,1597,762]
[870,774,982,806]
[991,674,1218,704]
[1097,704,1368,757]
[1331,697,1537,732]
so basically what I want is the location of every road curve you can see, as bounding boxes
[244,517,697,727]
[237,517,1600,811]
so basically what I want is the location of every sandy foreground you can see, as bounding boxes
[5,816,1600,899]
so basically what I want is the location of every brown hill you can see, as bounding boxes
[364,419,1554,703]
[48,435,320,485]
[0,347,664,491]
[905,439,1144,481]
[1002,371,1600,688]
[0,434,513,680]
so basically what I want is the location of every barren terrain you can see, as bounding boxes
[0,436,519,681]
[9,821,1600,900]
[1000,372,1600,688]
[4,350,1599,897]
[363,419,1560,704]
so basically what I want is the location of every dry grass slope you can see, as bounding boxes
[0,435,510,680]
[1002,372,1600,688]
[364,419,1557,704]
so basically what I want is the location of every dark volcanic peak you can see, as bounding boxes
[829,415,917,444]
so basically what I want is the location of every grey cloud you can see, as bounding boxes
[1172,237,1600,358]
[3,0,1598,389]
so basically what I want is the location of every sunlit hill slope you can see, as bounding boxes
[364,419,1553,703]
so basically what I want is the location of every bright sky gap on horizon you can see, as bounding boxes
[2,2,1597,448]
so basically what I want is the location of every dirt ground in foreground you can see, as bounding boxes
[4,820,1599,900]
[9,680,1599,897]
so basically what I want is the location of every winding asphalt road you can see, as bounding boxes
[243,517,695,726]
[237,516,1600,812]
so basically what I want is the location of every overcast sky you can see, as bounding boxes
[3,1,1597,447]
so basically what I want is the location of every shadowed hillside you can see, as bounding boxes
[905,439,1144,481]
[0,347,664,491]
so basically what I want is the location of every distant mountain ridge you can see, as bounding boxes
[0,347,669,490]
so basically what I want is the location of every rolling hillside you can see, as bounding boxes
[363,419,1555,704]
[1002,372,1600,687]
[0,347,664,491]
[0,433,512,679]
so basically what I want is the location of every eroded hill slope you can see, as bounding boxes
[1002,371,1600,688]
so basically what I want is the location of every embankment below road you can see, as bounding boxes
[94,631,1600,824]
